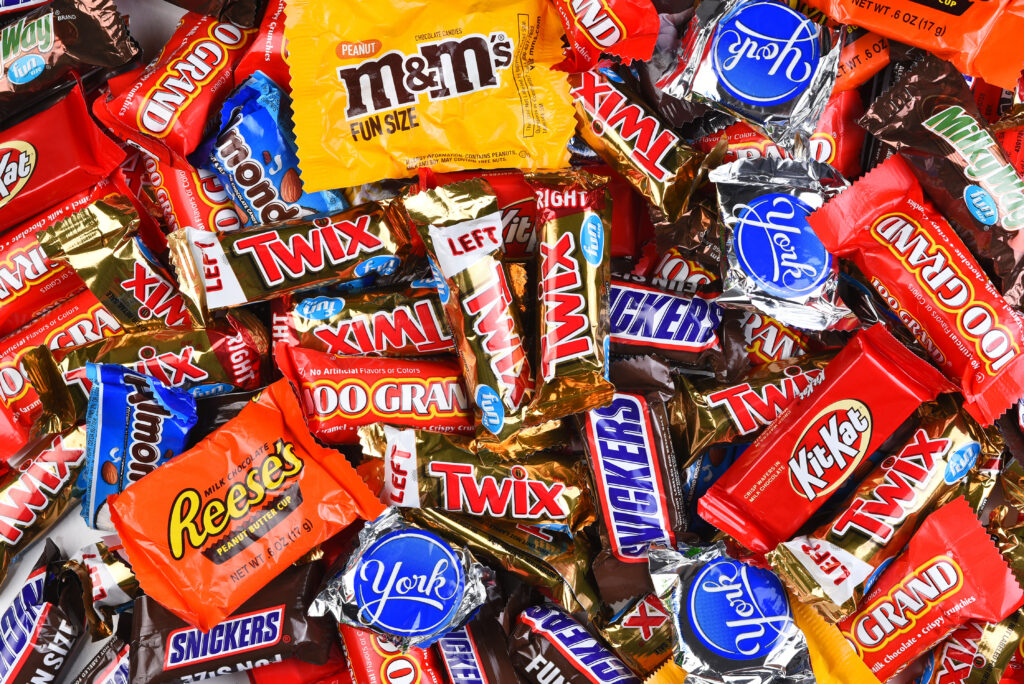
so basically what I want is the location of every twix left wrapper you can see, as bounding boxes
[109,379,385,630]
[403,179,535,445]
[525,170,614,425]
[169,200,413,314]
[768,395,1002,622]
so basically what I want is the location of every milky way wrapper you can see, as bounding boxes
[108,379,385,631]
[283,0,575,189]
[168,200,412,314]
[767,396,1000,622]
[403,179,534,445]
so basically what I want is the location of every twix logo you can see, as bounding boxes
[707,365,824,436]
[427,461,569,520]
[0,433,85,546]
[120,261,193,328]
[167,439,303,560]
[311,301,452,355]
[540,233,591,381]
[934,621,987,684]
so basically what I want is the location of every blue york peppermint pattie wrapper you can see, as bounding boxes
[211,70,348,226]
[81,363,198,530]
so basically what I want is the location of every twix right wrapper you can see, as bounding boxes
[403,179,534,445]
[769,395,1001,622]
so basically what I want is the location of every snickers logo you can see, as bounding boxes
[0,569,45,681]
[585,394,674,561]
[540,232,591,380]
[706,365,824,435]
[427,461,569,521]
[0,434,85,545]
[788,399,872,500]
[165,606,284,669]
[0,242,60,303]
[519,605,638,683]
[120,260,193,328]
[311,300,453,355]
[439,627,488,684]
[609,281,719,353]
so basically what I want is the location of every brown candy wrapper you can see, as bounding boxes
[596,594,675,678]
[163,0,263,26]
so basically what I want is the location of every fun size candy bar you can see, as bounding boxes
[137,144,244,234]
[548,0,657,72]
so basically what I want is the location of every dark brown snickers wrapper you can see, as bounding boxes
[596,594,674,678]
[163,0,262,26]
[187,389,263,448]
[569,69,709,224]
[510,604,640,683]
[0,540,88,684]
[860,54,1024,307]
[0,427,86,591]
[579,358,686,605]
[130,562,334,684]
[767,395,1002,621]
[71,614,131,684]
[438,618,523,684]
[668,352,833,458]
[526,170,615,424]
[0,0,138,123]
[168,200,413,314]
[271,286,454,356]
[405,507,601,621]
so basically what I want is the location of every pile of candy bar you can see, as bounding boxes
[4,0,1024,681]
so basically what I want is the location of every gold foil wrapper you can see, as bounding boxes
[597,594,675,678]
[359,424,595,531]
[919,612,1024,684]
[768,396,999,622]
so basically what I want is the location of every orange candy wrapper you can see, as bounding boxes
[109,379,385,630]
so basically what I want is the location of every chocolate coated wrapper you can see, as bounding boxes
[510,604,640,683]
[526,170,614,424]
[71,618,130,684]
[164,0,262,27]
[570,70,709,224]
[669,352,832,458]
[271,286,453,356]
[708,157,850,331]
[860,55,1024,308]
[361,423,595,532]
[403,180,534,445]
[439,619,522,684]
[169,200,411,313]
[596,594,674,678]
[0,428,86,590]
[0,0,137,124]
[768,395,1000,622]
[130,563,333,684]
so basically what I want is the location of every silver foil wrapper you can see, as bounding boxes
[649,542,813,684]
[708,156,850,331]
[309,507,487,649]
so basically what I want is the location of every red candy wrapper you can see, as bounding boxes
[549,0,659,72]
[698,324,952,554]
[235,0,290,90]
[339,624,445,684]
[840,497,1024,680]
[808,153,1024,425]
[138,144,243,234]
[248,644,351,684]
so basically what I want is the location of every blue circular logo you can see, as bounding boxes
[354,256,401,278]
[8,54,44,85]
[429,258,450,304]
[295,296,345,320]
[712,1,821,107]
[944,442,980,485]
[353,529,464,637]
[687,558,792,660]
[734,193,831,299]
[475,385,505,434]
[580,215,605,267]
[964,185,998,226]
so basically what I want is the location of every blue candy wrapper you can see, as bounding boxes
[211,71,347,226]
[81,363,198,530]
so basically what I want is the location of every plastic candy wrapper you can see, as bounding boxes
[70,614,130,684]
[211,71,347,227]
[658,0,841,149]
[808,153,1024,425]
[549,0,658,72]
[108,379,384,630]
[649,541,813,683]
[162,0,262,27]
[708,157,850,331]
[310,507,487,649]
[339,624,445,684]
[234,0,288,89]
[283,0,575,188]
[80,363,198,530]
[137,144,244,234]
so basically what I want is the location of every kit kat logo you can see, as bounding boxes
[0,140,34,207]
[0,433,85,546]
[304,376,470,422]
[849,556,962,652]
[565,0,626,48]
[427,461,569,520]
[165,606,283,669]
[788,398,872,500]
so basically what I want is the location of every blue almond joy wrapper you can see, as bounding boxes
[81,363,198,530]
[211,70,348,226]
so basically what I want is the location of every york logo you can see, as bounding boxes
[427,461,569,520]
[831,429,951,544]
[566,0,626,48]
[849,557,961,652]
[733,193,831,298]
[788,399,872,500]
[712,0,820,107]
[609,282,721,353]
[0,15,51,83]
[311,300,453,355]
[0,433,85,545]
[304,376,469,421]
[165,606,283,668]
[540,232,591,381]
[0,141,35,208]
[232,215,383,287]
[518,605,638,683]
[336,33,513,120]
[871,213,1019,374]
[707,365,823,435]
[120,261,192,328]
[139,23,252,136]
[571,71,680,181]
[688,558,793,659]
